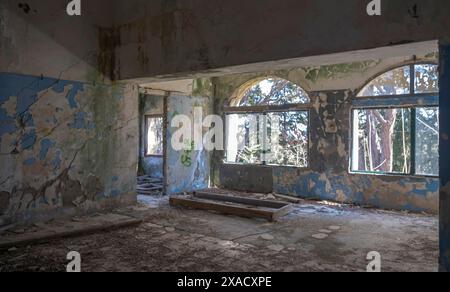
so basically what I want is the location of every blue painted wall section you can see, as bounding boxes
[271,90,439,213]
[439,43,450,272]
[0,73,138,223]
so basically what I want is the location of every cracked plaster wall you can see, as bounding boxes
[0,1,140,225]
[0,73,139,225]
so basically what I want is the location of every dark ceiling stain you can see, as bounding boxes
[408,4,419,19]
[18,3,31,14]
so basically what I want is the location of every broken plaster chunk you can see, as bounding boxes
[71,217,82,222]
[265,194,276,200]
[312,233,329,240]
[328,226,341,231]
[267,244,285,252]
[318,229,333,234]
[165,227,175,232]
[145,223,163,229]
[260,234,275,241]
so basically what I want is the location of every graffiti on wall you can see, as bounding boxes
[181,140,194,167]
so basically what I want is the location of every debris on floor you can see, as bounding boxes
[0,195,439,272]
[0,213,142,250]
[137,176,164,195]
[260,234,275,241]
[312,234,329,240]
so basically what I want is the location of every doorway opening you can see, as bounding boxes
[137,94,166,197]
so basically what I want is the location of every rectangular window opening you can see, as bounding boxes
[415,107,439,176]
[351,107,439,177]
[146,116,164,156]
[225,111,309,167]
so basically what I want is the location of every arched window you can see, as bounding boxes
[230,77,310,107]
[352,64,439,176]
[225,77,310,167]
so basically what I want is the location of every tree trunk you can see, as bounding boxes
[367,109,397,172]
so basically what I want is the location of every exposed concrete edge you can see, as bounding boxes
[0,217,142,250]
[122,41,438,83]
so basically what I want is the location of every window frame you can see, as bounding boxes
[224,78,311,168]
[350,62,439,178]
[144,114,164,158]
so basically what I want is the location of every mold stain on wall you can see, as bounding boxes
[301,60,381,83]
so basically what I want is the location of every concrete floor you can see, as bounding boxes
[0,195,438,272]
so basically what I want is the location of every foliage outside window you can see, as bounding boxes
[266,111,309,167]
[225,78,310,167]
[352,64,439,177]
[415,107,439,176]
[146,116,164,156]
[230,78,309,106]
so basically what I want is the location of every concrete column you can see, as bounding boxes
[439,40,450,272]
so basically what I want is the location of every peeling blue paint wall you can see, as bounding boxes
[271,90,439,213]
[0,73,139,225]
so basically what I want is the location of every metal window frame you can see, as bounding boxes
[224,109,311,168]
[350,63,439,178]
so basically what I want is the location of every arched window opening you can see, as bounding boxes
[358,66,411,96]
[352,64,439,177]
[230,77,310,107]
[225,78,310,167]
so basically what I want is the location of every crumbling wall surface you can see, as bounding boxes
[213,54,439,213]
[273,90,438,213]
[166,94,212,195]
[139,95,164,178]
[0,73,139,225]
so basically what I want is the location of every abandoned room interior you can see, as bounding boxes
[1,0,450,273]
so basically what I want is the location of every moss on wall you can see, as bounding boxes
[302,60,381,83]
[192,78,214,97]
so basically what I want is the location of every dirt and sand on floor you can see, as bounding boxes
[0,193,438,272]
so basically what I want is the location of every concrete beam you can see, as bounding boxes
[125,41,438,82]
